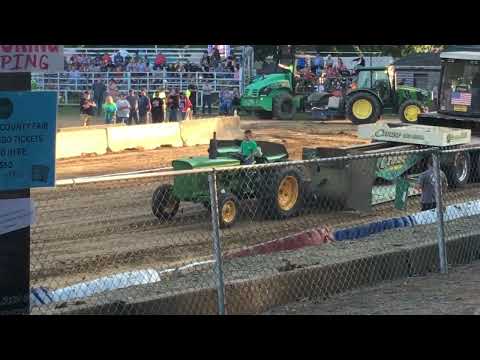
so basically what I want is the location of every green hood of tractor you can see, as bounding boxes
[172,157,240,170]
[397,85,432,106]
[243,73,291,96]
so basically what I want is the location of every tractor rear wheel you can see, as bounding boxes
[152,184,180,220]
[258,167,305,219]
[273,93,296,120]
[346,92,382,125]
[399,100,423,124]
[445,151,471,188]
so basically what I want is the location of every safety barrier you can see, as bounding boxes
[55,117,243,159]
[179,116,243,146]
[106,123,183,152]
[56,128,109,159]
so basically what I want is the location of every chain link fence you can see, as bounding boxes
[7,144,480,314]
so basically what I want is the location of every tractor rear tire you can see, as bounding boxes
[273,93,297,120]
[346,92,382,125]
[258,167,305,219]
[399,100,423,124]
[445,151,471,188]
[152,184,180,220]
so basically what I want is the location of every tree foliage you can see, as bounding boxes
[252,45,446,62]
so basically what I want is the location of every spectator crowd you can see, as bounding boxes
[293,53,366,96]
[81,80,241,127]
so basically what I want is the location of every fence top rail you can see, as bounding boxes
[63,47,245,58]
[33,71,241,77]
[55,146,437,187]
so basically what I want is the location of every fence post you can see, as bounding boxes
[208,170,226,315]
[432,150,448,274]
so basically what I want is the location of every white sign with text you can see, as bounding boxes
[0,45,64,73]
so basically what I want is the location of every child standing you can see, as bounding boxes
[102,96,117,125]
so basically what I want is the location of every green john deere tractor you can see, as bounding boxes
[151,135,306,228]
[344,65,433,125]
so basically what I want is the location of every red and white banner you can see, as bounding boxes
[0,45,64,73]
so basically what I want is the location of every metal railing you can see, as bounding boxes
[31,71,243,106]
[20,144,480,315]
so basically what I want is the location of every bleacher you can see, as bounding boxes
[32,46,255,106]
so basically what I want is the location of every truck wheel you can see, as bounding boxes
[445,152,471,188]
[152,184,180,220]
[273,93,296,120]
[218,193,240,228]
[346,92,381,125]
[399,100,423,124]
[259,167,305,219]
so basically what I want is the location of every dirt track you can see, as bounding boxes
[56,118,370,179]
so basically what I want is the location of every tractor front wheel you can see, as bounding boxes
[218,193,240,228]
[346,92,382,125]
[399,100,423,124]
[152,184,180,220]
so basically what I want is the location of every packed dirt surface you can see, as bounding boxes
[56,117,372,179]
[264,261,480,315]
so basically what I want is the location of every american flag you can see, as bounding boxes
[451,92,472,106]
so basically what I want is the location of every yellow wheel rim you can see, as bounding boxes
[404,105,421,122]
[277,176,299,211]
[352,99,373,120]
[221,200,237,224]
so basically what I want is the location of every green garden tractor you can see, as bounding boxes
[151,135,306,228]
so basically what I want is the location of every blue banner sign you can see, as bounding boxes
[0,91,56,190]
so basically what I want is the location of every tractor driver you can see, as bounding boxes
[241,129,262,165]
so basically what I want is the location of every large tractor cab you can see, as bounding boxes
[419,46,480,130]
[345,65,432,124]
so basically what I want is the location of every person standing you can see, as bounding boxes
[138,89,151,124]
[80,91,96,127]
[92,79,107,117]
[313,53,324,76]
[116,93,131,124]
[187,84,197,116]
[159,88,167,122]
[150,91,164,123]
[232,88,241,115]
[102,96,117,125]
[219,88,232,115]
[167,89,179,122]
[202,81,213,115]
[126,89,139,125]
[179,92,193,120]
[415,157,448,211]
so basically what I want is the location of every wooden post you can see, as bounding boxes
[0,72,31,315]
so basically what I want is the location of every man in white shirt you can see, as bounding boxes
[115,93,131,125]
[202,81,213,115]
